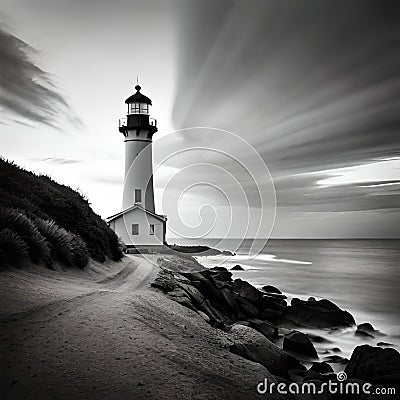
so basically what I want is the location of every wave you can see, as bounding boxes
[197,253,312,265]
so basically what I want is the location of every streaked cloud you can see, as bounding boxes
[0,24,81,129]
[39,157,82,165]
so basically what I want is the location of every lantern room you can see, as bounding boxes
[119,84,157,135]
[125,84,152,115]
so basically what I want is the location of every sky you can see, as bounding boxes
[0,0,399,239]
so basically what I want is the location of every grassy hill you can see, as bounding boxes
[0,158,122,268]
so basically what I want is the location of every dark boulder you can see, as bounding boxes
[247,318,277,340]
[167,288,196,311]
[262,285,282,294]
[208,267,233,282]
[258,295,287,312]
[260,307,283,323]
[355,330,374,338]
[283,331,318,358]
[219,287,238,311]
[151,268,191,292]
[377,342,395,347]
[263,292,287,300]
[231,264,244,271]
[281,297,355,328]
[232,279,264,303]
[235,296,260,317]
[323,355,348,364]
[309,361,334,374]
[229,324,305,378]
[355,322,382,339]
[357,322,375,333]
[345,345,400,386]
[306,333,332,344]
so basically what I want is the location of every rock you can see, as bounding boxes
[281,297,355,328]
[345,344,400,386]
[257,296,287,316]
[355,330,374,338]
[232,279,264,303]
[263,292,287,300]
[196,311,210,323]
[329,347,341,353]
[323,355,348,364]
[355,322,383,338]
[235,296,260,317]
[377,342,395,347]
[306,333,332,344]
[167,288,196,311]
[208,267,233,283]
[260,307,282,323]
[262,285,282,294]
[231,264,244,271]
[221,250,235,256]
[229,324,305,378]
[247,319,277,340]
[357,322,375,332]
[151,268,191,292]
[309,361,334,374]
[219,287,238,312]
[287,368,308,383]
[283,331,318,358]
[177,282,205,306]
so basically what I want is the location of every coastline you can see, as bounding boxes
[1,251,399,399]
[0,255,281,400]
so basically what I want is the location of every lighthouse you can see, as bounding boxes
[107,84,167,251]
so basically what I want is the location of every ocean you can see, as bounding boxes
[172,238,400,359]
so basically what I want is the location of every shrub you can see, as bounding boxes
[34,218,89,269]
[34,218,71,264]
[0,208,52,266]
[0,158,123,262]
[0,228,29,268]
[68,234,89,269]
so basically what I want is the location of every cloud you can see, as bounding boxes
[172,0,400,174]
[39,157,82,165]
[0,24,81,129]
[167,0,400,237]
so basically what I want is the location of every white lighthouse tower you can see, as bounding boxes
[107,84,167,252]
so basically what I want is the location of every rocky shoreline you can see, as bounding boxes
[152,256,400,396]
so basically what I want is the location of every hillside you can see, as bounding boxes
[0,158,122,268]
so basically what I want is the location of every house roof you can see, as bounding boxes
[124,85,152,105]
[107,204,167,223]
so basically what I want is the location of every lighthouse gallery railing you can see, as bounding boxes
[119,117,157,128]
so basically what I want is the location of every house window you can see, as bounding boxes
[134,189,142,203]
[131,224,139,235]
[149,224,155,235]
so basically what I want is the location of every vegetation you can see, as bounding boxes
[0,208,52,267]
[0,229,29,268]
[0,157,122,268]
[34,218,90,269]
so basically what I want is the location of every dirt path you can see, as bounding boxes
[0,255,279,400]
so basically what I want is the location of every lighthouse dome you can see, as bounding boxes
[125,85,152,105]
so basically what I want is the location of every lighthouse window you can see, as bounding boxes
[129,103,140,114]
[129,103,149,115]
[149,224,155,235]
[131,224,139,235]
[134,189,142,203]
[140,104,149,114]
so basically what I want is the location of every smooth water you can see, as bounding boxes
[173,238,400,358]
